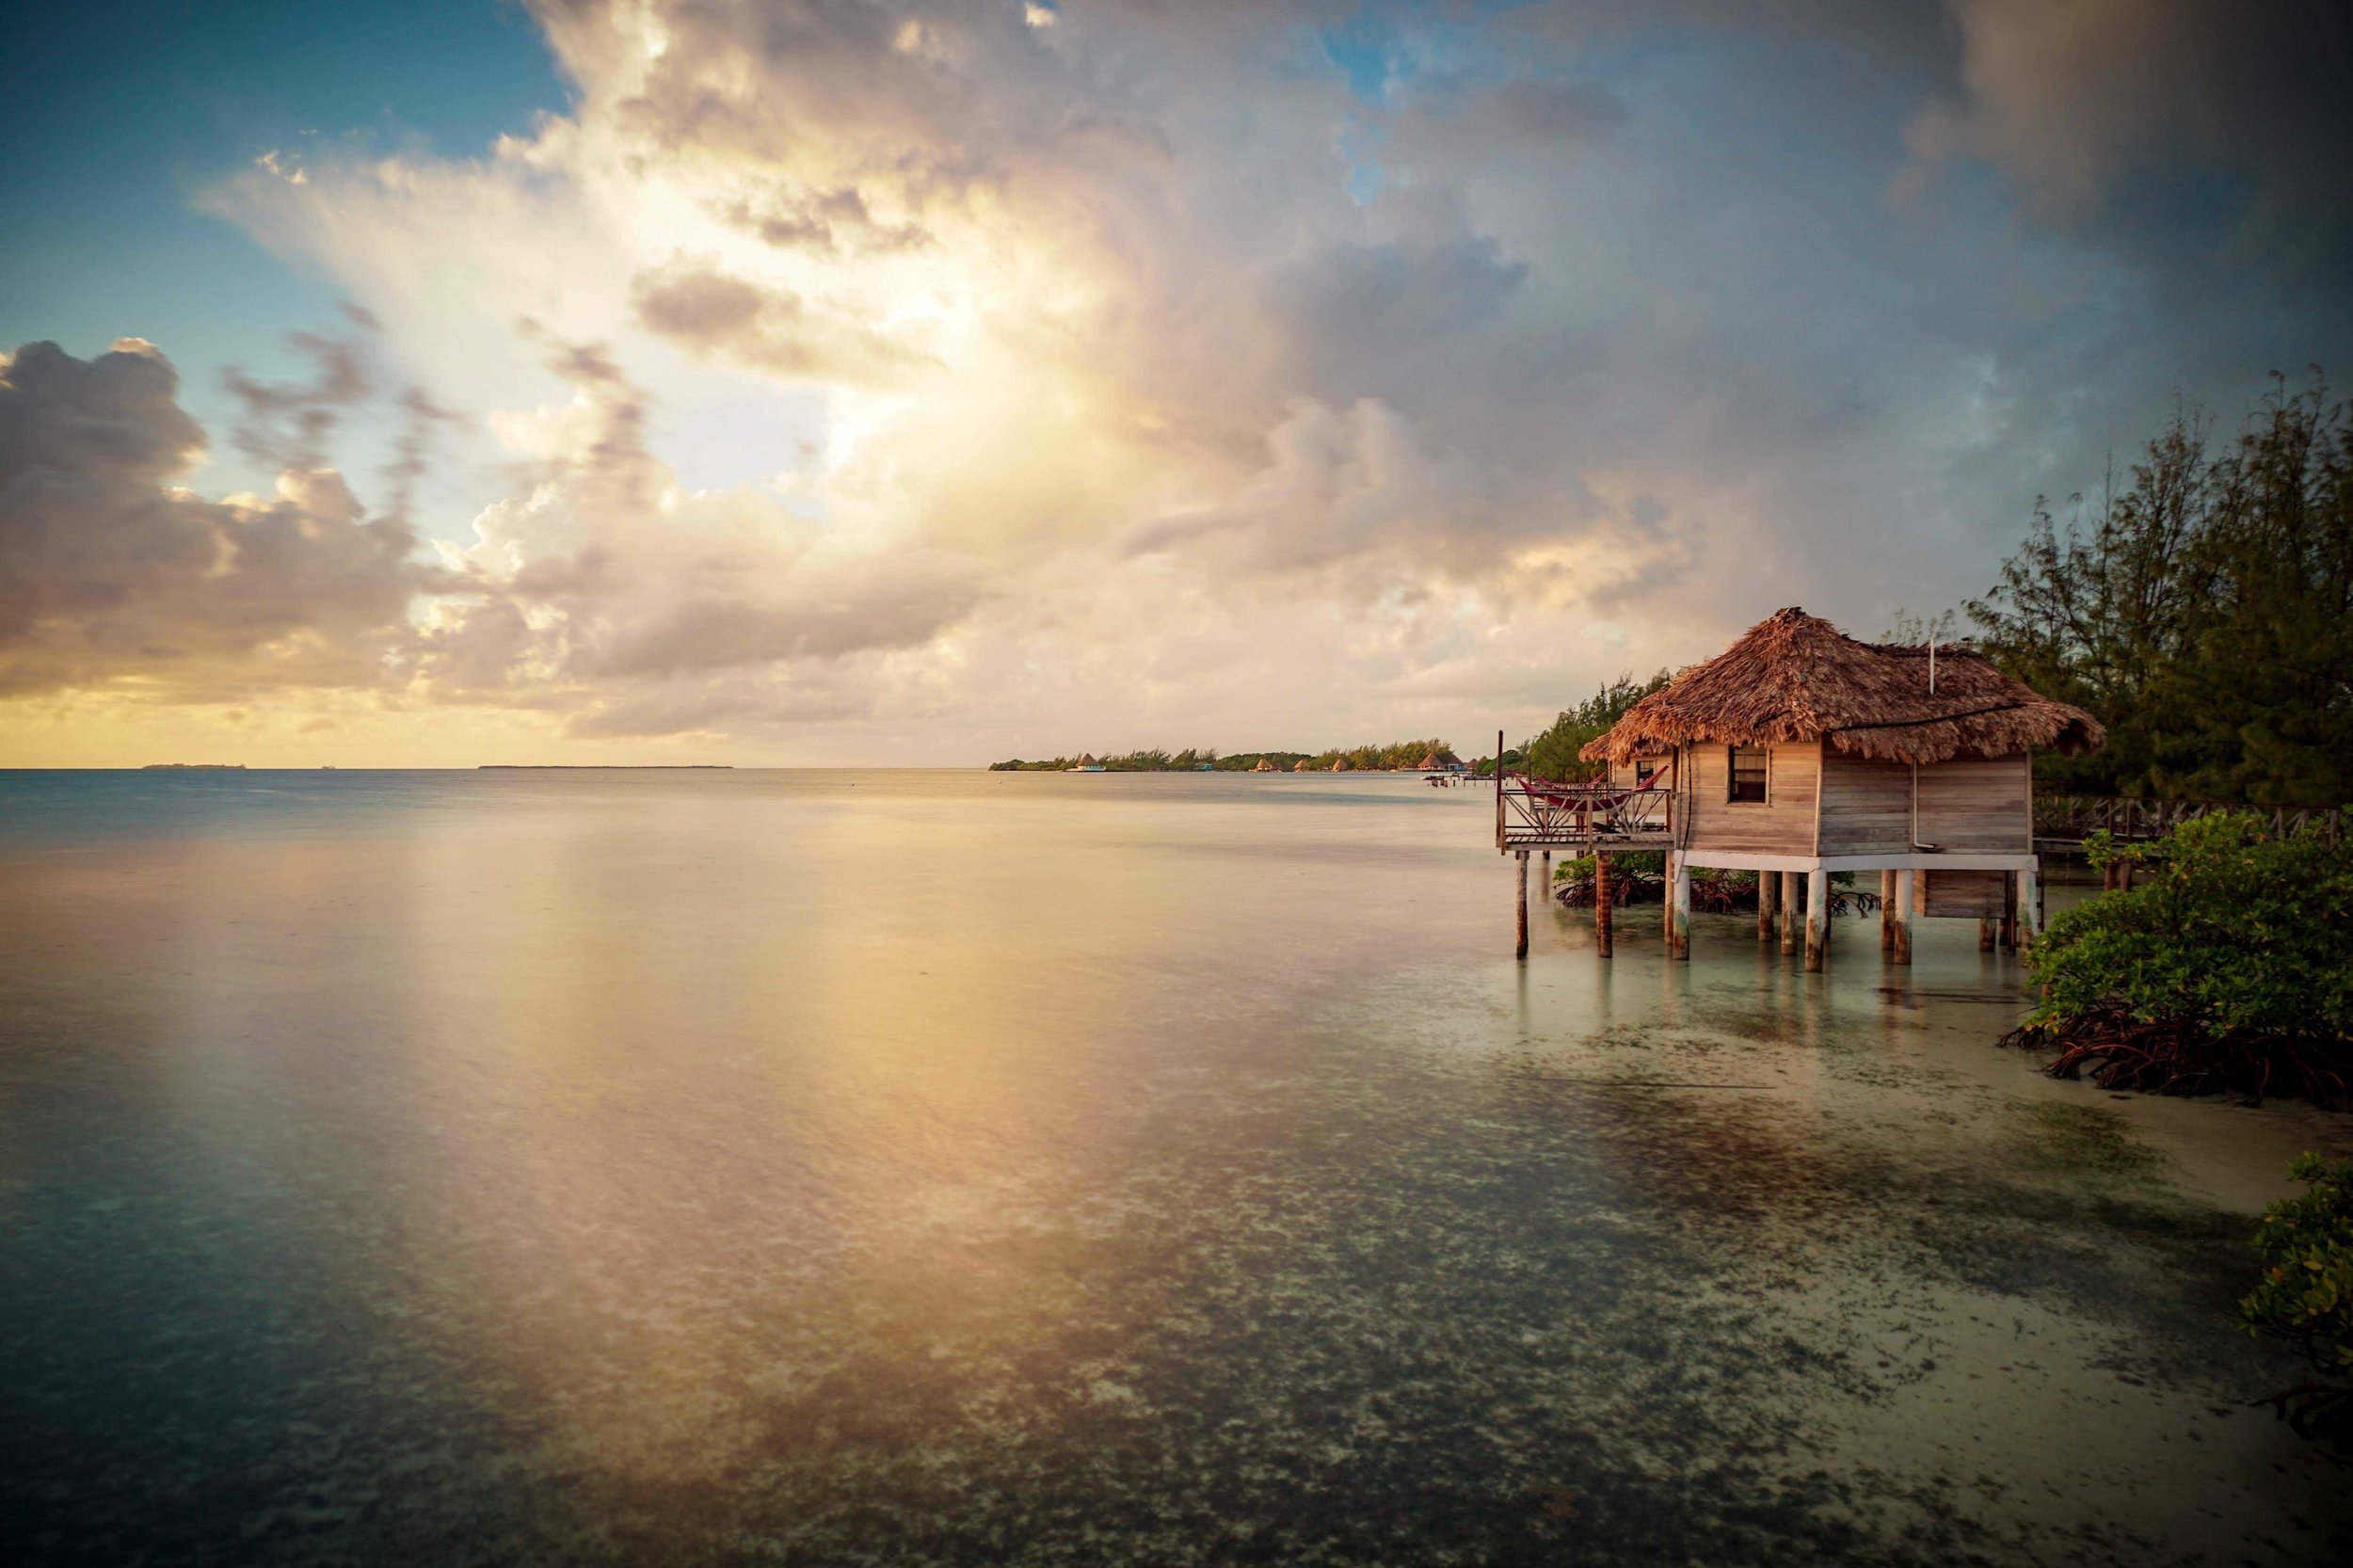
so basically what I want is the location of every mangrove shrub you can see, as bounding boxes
[2007,814,2353,1101]
[2240,1154,2353,1438]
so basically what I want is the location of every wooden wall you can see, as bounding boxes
[1915,753,2032,851]
[1684,742,1819,855]
[1916,869,2007,919]
[1817,750,1913,856]
[1609,755,1674,791]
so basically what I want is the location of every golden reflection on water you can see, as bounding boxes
[2,771,2348,1562]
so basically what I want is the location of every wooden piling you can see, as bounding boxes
[1756,865,1777,941]
[1515,851,1529,960]
[1891,869,1913,965]
[1803,867,1827,972]
[1978,918,1997,951]
[1779,870,1799,955]
[1594,852,1613,957]
[2000,872,2018,950]
[1880,870,1897,951]
[2017,866,2040,944]
[1672,861,1691,961]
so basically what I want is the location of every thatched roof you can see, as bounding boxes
[1579,608,2104,766]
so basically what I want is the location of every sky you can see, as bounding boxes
[3,0,2349,766]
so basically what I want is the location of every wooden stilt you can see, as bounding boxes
[1515,851,1529,960]
[1891,869,1913,965]
[1803,868,1827,972]
[1663,852,1677,954]
[1594,853,1613,957]
[1978,917,1997,951]
[2000,872,2018,950]
[1672,862,1691,961]
[1880,870,1897,951]
[1756,866,1777,941]
[1779,870,1799,955]
[1541,850,1551,898]
[2017,865,2040,944]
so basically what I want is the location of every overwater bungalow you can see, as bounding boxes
[1497,608,2103,968]
[1252,758,1280,773]
[1071,753,1106,773]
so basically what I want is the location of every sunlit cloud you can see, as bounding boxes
[4,0,2348,762]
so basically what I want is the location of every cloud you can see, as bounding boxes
[0,340,428,698]
[11,0,2350,760]
[410,336,990,709]
[630,257,932,382]
[1907,0,2353,283]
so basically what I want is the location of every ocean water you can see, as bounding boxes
[0,768,2345,1566]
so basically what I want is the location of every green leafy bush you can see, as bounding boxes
[2240,1154,2353,1438]
[2007,813,2353,1100]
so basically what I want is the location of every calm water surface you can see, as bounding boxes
[1,769,2346,1565]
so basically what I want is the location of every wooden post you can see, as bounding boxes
[1892,869,1913,965]
[1880,870,1897,951]
[1756,866,1777,941]
[1663,851,1677,954]
[1541,850,1551,901]
[2017,865,2040,945]
[2000,872,2018,950]
[1515,851,1529,960]
[1672,861,1691,961]
[1779,870,1799,955]
[1594,852,1613,957]
[1494,728,1506,846]
[1803,867,1827,972]
[1978,918,1997,951]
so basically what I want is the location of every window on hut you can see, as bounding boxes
[1728,746,1768,803]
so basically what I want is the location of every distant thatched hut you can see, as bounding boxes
[1252,758,1278,772]
[1330,759,1351,772]
[1577,607,2101,965]
[1291,760,1313,772]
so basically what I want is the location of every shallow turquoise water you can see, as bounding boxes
[0,769,2345,1564]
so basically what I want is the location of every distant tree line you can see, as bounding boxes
[989,740,1456,772]
[1494,673,1673,781]
[1965,374,2352,805]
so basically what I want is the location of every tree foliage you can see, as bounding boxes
[1514,671,1673,782]
[2240,1153,2353,1440]
[989,742,1453,772]
[2006,814,2353,1101]
[1967,375,2353,804]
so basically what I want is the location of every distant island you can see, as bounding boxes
[478,764,734,770]
[141,763,246,770]
[990,742,1465,774]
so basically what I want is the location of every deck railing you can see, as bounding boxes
[1497,776,1673,851]
[2033,794,2345,846]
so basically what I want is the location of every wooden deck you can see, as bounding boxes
[2032,794,2345,855]
[1495,777,1673,852]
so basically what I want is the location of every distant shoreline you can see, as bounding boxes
[477,764,734,770]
